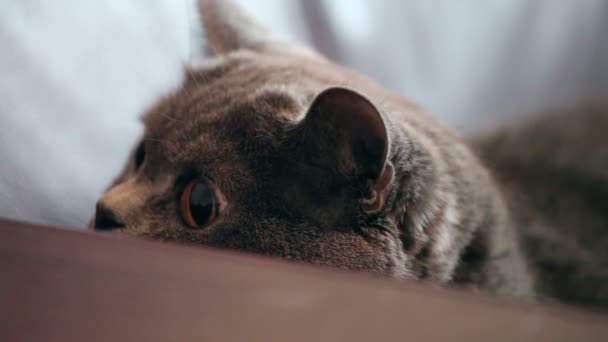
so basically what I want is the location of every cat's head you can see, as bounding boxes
[90,0,484,279]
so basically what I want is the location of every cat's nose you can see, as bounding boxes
[94,203,125,231]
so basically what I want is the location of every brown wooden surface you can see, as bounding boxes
[0,219,606,341]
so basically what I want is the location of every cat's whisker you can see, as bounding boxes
[160,111,181,122]
[144,137,165,143]
[182,84,196,100]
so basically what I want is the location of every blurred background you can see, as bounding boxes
[0,0,607,227]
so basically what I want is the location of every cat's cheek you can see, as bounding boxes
[117,214,184,241]
[111,225,151,238]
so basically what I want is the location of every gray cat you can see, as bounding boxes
[91,0,607,309]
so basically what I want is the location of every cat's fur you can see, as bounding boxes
[92,0,607,308]
[473,106,608,307]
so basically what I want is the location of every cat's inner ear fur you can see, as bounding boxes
[291,87,394,214]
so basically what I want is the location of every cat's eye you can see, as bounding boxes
[180,178,223,229]
[134,141,146,171]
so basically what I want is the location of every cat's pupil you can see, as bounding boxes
[190,181,215,225]
[134,141,145,171]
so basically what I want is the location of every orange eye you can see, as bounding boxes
[180,178,223,229]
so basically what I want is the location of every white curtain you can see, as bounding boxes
[1,0,606,227]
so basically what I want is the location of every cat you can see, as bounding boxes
[91,0,607,309]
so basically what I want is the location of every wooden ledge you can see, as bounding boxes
[0,219,606,341]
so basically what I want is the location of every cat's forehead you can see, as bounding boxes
[140,53,313,169]
[144,53,311,127]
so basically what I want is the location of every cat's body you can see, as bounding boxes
[473,106,608,307]
[92,0,606,309]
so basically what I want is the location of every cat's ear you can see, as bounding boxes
[197,0,289,55]
[290,87,394,214]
